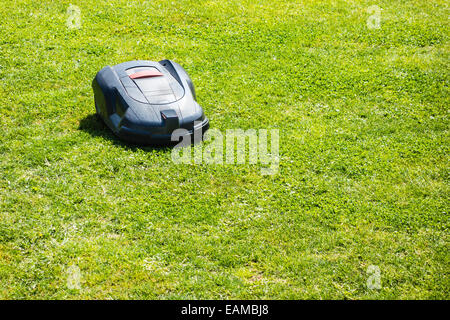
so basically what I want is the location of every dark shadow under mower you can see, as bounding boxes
[92,60,209,146]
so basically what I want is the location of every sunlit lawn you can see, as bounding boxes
[0,0,448,299]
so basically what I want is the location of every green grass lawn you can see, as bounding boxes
[0,0,448,299]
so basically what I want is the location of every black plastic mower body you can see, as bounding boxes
[92,60,208,145]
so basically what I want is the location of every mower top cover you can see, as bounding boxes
[92,60,209,145]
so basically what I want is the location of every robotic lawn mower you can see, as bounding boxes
[92,60,209,145]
